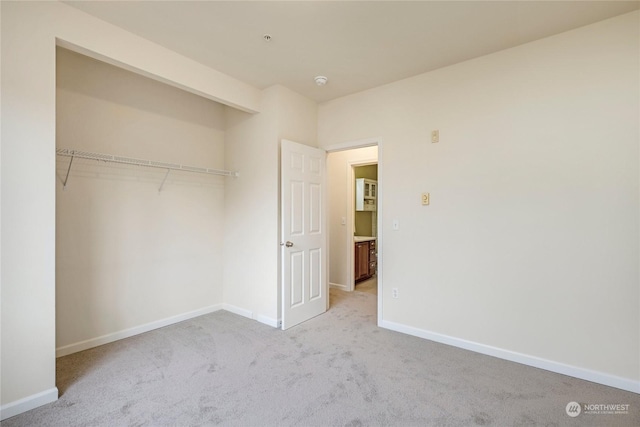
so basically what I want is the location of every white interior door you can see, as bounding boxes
[281,139,327,330]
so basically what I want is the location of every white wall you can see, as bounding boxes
[2,2,58,412]
[327,147,378,289]
[224,85,317,326]
[223,87,280,325]
[1,0,261,417]
[55,48,226,353]
[319,12,640,391]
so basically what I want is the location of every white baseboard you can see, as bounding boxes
[0,387,58,421]
[222,303,253,319]
[254,314,280,328]
[56,304,224,357]
[222,304,280,329]
[380,320,640,394]
[330,282,347,290]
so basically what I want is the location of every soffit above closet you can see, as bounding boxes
[63,1,639,103]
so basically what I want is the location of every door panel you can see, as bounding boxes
[290,181,304,235]
[290,250,304,307]
[309,248,322,300]
[309,183,321,233]
[281,140,327,329]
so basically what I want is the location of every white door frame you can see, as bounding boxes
[325,137,383,326]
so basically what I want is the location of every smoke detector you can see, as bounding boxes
[314,76,328,86]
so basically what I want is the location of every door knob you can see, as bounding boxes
[282,241,294,247]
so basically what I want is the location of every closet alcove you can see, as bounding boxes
[55,47,230,356]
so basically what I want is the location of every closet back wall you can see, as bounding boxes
[56,48,226,354]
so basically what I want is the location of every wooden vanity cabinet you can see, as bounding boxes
[368,240,377,277]
[355,239,377,282]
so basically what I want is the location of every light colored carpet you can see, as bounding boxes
[3,289,638,426]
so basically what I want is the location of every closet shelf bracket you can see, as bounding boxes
[62,152,75,190]
[57,148,239,190]
[158,169,171,193]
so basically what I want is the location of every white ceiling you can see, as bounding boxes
[64,1,639,103]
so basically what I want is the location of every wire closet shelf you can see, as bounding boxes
[56,148,238,191]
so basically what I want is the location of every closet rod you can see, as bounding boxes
[56,148,239,178]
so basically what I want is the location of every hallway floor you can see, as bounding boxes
[355,275,377,295]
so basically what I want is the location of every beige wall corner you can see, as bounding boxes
[223,85,318,326]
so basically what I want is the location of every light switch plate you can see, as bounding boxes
[422,193,430,205]
[431,130,439,143]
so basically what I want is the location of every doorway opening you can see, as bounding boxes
[326,143,381,323]
[353,163,378,295]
